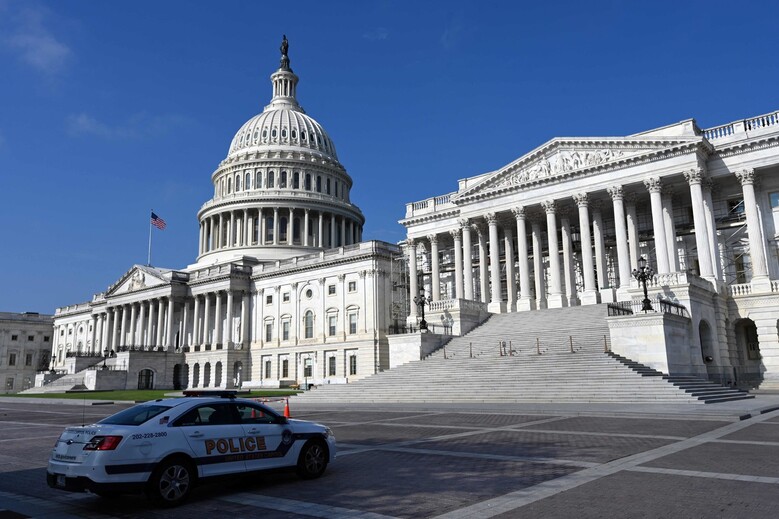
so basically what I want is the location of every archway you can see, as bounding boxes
[137,369,154,390]
[233,361,243,389]
[203,362,211,388]
[215,362,223,388]
[734,318,762,388]
[192,363,200,388]
[172,364,183,390]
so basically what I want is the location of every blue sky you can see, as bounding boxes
[1,0,777,314]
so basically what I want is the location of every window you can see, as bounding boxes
[280,171,288,188]
[236,174,241,191]
[328,285,336,296]
[282,321,290,341]
[306,289,313,299]
[256,171,262,189]
[265,216,274,242]
[27,335,34,341]
[304,358,313,378]
[245,172,251,190]
[8,353,17,366]
[305,173,312,191]
[282,292,290,303]
[267,171,275,188]
[304,311,314,339]
[44,336,50,342]
[328,316,337,336]
[279,217,288,242]
[11,335,17,341]
[265,323,273,342]
[5,378,13,391]
[771,192,779,208]
[25,353,33,366]
[293,172,300,189]
[328,356,336,376]
[264,360,272,379]
[349,313,358,334]
[348,281,357,292]
[282,359,289,378]
[228,177,232,193]
[326,178,331,194]
[349,355,357,376]
[316,176,322,193]
[266,294,273,305]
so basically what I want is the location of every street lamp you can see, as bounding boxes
[632,256,654,312]
[102,348,109,369]
[413,290,429,331]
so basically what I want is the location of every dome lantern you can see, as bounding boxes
[267,35,301,112]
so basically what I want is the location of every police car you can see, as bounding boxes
[46,391,335,506]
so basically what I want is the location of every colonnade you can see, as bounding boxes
[198,207,362,255]
[407,169,770,318]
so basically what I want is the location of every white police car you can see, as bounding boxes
[46,391,335,506]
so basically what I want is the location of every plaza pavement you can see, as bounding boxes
[1,394,779,518]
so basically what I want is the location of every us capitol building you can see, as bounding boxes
[44,40,779,392]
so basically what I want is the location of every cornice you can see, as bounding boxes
[251,250,396,281]
[710,132,779,161]
[400,208,461,228]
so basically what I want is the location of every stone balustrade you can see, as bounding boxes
[404,192,456,218]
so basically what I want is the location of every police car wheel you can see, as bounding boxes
[297,440,328,479]
[146,458,194,506]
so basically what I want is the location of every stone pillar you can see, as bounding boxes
[106,310,116,351]
[530,215,546,309]
[428,234,440,301]
[218,213,224,248]
[574,193,598,304]
[181,299,189,347]
[592,202,614,302]
[486,213,505,312]
[129,303,138,347]
[272,208,279,245]
[137,302,146,348]
[165,298,175,349]
[146,301,155,346]
[504,229,516,311]
[119,305,128,348]
[156,299,165,347]
[560,210,576,307]
[229,211,235,247]
[461,220,474,300]
[304,209,310,247]
[330,214,336,248]
[406,240,418,322]
[683,168,714,279]
[542,201,565,308]
[625,193,639,272]
[513,207,534,311]
[662,188,679,272]
[259,209,266,245]
[607,186,632,296]
[318,212,324,247]
[192,296,200,345]
[477,226,488,303]
[703,179,723,280]
[340,218,346,247]
[736,169,770,289]
[644,177,670,274]
[214,291,223,346]
[226,290,234,346]
[240,291,249,347]
[451,228,464,299]
[202,293,211,345]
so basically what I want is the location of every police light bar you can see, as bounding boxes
[181,390,238,398]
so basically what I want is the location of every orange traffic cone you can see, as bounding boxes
[284,398,291,418]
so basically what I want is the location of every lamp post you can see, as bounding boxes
[413,290,429,331]
[632,256,654,313]
[102,348,109,369]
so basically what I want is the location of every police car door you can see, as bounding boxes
[237,402,291,471]
[174,402,247,477]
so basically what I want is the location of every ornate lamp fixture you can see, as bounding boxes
[413,290,429,331]
[632,256,654,312]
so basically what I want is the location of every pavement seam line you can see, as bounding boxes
[628,465,779,484]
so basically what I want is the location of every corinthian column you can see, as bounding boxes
[559,209,576,307]
[683,168,714,279]
[542,200,565,308]
[644,177,670,274]
[476,225,488,303]
[512,207,534,311]
[662,189,679,272]
[530,213,546,309]
[736,169,770,290]
[574,193,598,305]
[406,240,419,322]
[608,186,632,298]
[460,219,474,300]
[428,234,440,301]
[486,213,505,312]
[450,228,464,299]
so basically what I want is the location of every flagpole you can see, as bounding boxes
[148,209,153,267]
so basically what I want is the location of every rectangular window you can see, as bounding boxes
[282,321,290,341]
[770,192,779,208]
[328,356,336,376]
[5,378,13,391]
[265,323,273,342]
[25,353,33,366]
[349,313,358,334]
[44,336,50,342]
[264,360,272,379]
[8,353,16,366]
[27,335,34,341]
[282,292,290,303]
[11,335,17,341]
[265,217,274,242]
[282,359,289,378]
[349,355,357,376]
[266,294,273,305]
[328,285,336,295]
[328,316,337,336]
[348,281,357,292]
[304,359,313,378]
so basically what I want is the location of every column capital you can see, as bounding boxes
[735,168,755,185]
[573,192,589,207]
[607,185,623,200]
[457,218,470,228]
[338,273,346,282]
[511,206,526,220]
[449,228,462,240]
[404,238,417,250]
[427,234,438,245]
[541,200,557,214]
[644,176,663,193]
[485,212,498,225]
[683,167,705,185]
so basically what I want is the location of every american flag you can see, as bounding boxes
[151,212,167,230]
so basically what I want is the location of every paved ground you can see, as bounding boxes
[1,395,779,518]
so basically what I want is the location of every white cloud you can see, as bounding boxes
[363,27,389,41]
[66,112,192,140]
[3,3,73,74]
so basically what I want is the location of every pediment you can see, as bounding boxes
[452,136,704,201]
[106,265,169,296]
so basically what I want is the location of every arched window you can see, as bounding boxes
[228,178,232,194]
[279,217,288,242]
[267,171,275,188]
[256,171,262,189]
[265,216,274,242]
[280,171,288,188]
[326,178,331,194]
[203,362,211,388]
[305,174,312,191]
[304,311,314,339]
[316,176,322,193]
[245,173,251,190]
[235,174,241,191]
[293,172,300,189]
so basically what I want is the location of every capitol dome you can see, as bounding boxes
[196,37,364,265]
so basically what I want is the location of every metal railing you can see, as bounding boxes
[607,296,689,317]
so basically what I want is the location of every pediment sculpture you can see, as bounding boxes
[128,270,146,291]
[491,148,627,189]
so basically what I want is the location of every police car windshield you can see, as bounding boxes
[98,404,173,426]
